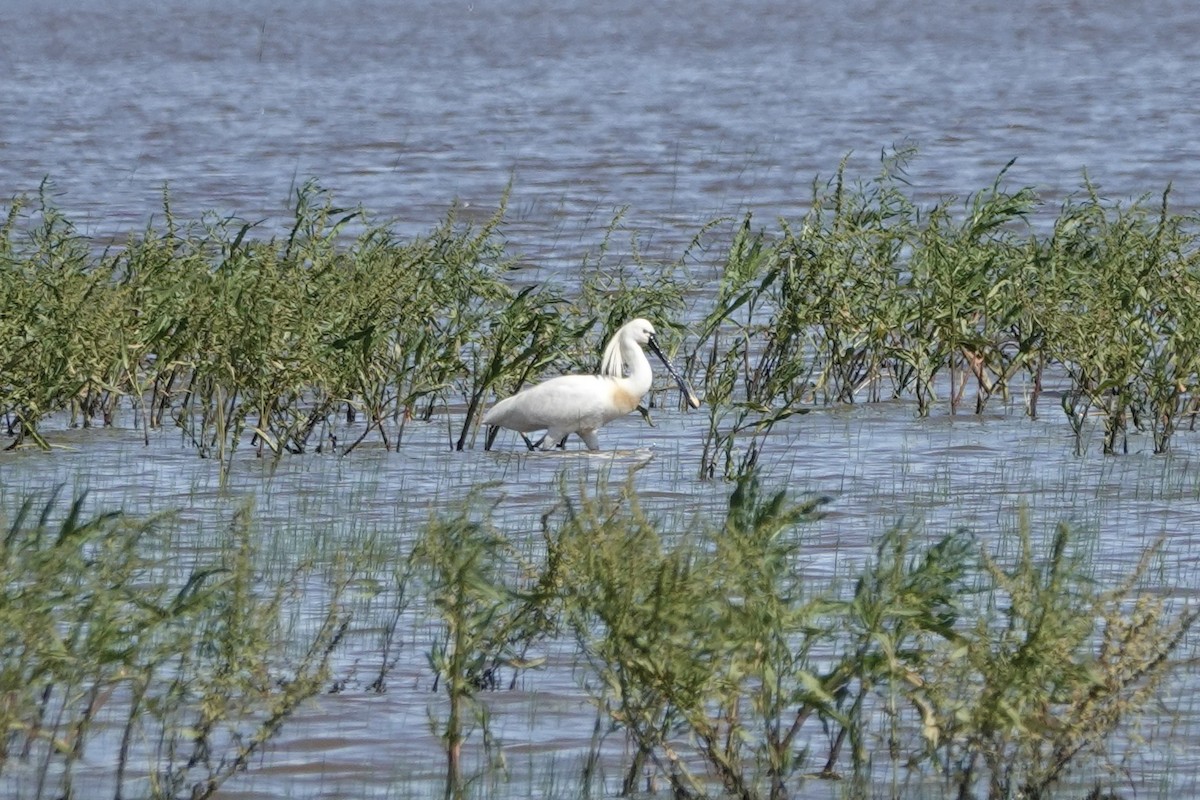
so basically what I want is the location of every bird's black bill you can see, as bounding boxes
[648,336,702,409]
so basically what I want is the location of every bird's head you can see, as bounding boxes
[624,318,657,346]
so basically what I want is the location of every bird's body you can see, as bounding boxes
[482,318,700,451]
[482,374,642,450]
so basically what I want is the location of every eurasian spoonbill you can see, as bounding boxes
[482,318,701,450]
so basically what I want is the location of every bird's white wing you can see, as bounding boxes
[483,375,616,432]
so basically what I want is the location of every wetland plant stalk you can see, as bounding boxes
[0,492,356,800]
[5,158,1200,469]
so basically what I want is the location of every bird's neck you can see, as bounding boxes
[618,341,653,395]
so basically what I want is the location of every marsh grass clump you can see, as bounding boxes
[0,183,600,474]
[690,213,815,479]
[0,478,1193,799]
[410,490,562,800]
[898,162,1040,417]
[0,186,120,447]
[6,155,1200,474]
[1042,183,1200,455]
[0,490,352,800]
[687,151,1040,478]
[684,152,1200,476]
[550,474,845,798]
[924,517,1199,800]
[527,475,1197,800]
[777,149,917,408]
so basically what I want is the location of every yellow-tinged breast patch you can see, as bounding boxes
[612,384,641,415]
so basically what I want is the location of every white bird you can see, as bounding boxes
[482,318,701,451]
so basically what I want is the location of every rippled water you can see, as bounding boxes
[5,404,1200,798]
[4,0,1199,249]
[4,0,1200,797]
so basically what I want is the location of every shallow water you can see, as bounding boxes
[4,0,1200,796]
[3,398,1200,798]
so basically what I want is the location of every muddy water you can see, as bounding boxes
[4,0,1200,796]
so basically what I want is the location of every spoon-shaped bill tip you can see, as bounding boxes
[648,337,701,410]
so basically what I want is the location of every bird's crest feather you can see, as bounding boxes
[600,328,625,377]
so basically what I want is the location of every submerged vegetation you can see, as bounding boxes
[4,152,1200,474]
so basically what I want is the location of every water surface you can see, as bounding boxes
[3,0,1197,251]
[3,0,1200,796]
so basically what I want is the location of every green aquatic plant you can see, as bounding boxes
[552,472,846,799]
[0,490,352,800]
[0,186,115,447]
[411,491,558,800]
[536,473,1196,800]
[1045,183,1200,455]
[924,514,1198,800]
[779,148,914,406]
[689,215,815,480]
[900,163,1038,416]
[6,158,1200,469]
[0,467,1194,799]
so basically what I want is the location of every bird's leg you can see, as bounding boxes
[539,430,568,451]
[556,434,569,449]
[520,433,542,451]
